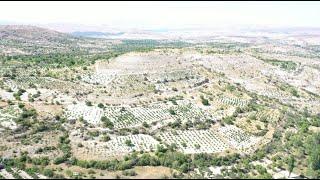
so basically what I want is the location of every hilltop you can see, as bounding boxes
[0,25,117,56]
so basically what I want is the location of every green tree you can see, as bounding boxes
[98,103,104,109]
[101,116,114,129]
[200,95,210,106]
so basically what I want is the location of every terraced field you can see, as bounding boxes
[158,130,230,154]
[0,167,48,179]
[70,130,160,160]
[1,25,320,179]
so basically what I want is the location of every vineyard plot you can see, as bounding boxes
[158,130,230,154]
[218,125,262,150]
[70,131,160,159]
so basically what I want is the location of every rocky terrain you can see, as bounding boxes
[0,25,319,179]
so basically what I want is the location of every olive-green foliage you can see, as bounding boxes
[254,55,298,71]
[64,145,241,174]
[101,116,114,129]
[200,95,210,106]
[222,116,235,125]
[122,169,137,176]
[54,133,71,165]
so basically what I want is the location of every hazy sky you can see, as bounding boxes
[0,1,319,30]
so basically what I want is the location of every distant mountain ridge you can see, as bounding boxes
[0,25,114,56]
[71,31,125,38]
[0,25,77,41]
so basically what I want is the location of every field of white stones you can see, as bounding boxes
[0,105,20,131]
[1,50,285,162]
[2,76,93,96]
[64,99,217,129]
[158,129,230,154]
[217,96,250,108]
[63,97,264,158]
[58,51,273,159]
[0,167,48,179]
[81,69,198,85]
[70,129,160,159]
[217,125,261,151]
[69,124,262,159]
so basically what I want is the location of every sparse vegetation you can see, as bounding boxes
[0,24,319,179]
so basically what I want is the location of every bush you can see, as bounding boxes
[43,169,54,177]
[200,95,210,106]
[86,101,93,106]
[122,169,137,176]
[142,122,149,128]
[98,103,104,109]
[222,116,235,125]
[101,116,114,129]
[125,140,134,147]
[18,103,25,109]
[169,109,176,115]
[101,135,111,142]
[20,108,37,119]
[53,156,68,165]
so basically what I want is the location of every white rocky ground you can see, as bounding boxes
[158,125,261,154]
[70,129,160,159]
[0,168,48,179]
[158,129,230,154]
